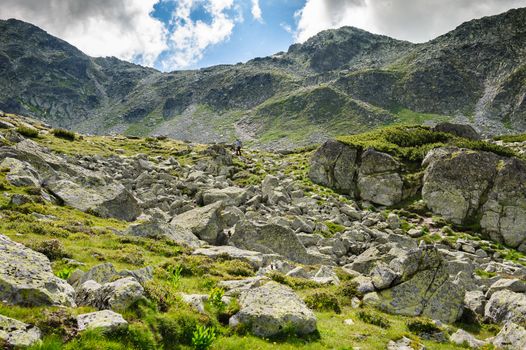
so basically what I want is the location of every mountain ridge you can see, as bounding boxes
[1,8,525,148]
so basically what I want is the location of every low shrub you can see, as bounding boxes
[52,128,76,141]
[357,310,390,329]
[406,318,442,335]
[153,309,206,348]
[16,126,39,138]
[304,291,341,313]
[30,239,71,260]
[338,280,362,300]
[267,271,320,289]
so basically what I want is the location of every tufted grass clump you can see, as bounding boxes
[192,325,217,350]
[357,310,391,329]
[267,271,320,290]
[29,239,71,261]
[406,318,443,336]
[16,126,39,138]
[304,291,341,314]
[52,128,76,141]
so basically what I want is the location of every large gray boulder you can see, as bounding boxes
[480,157,526,248]
[357,149,403,206]
[75,277,144,312]
[202,187,248,206]
[192,245,278,269]
[0,315,41,348]
[308,140,359,195]
[170,202,225,245]
[229,220,331,265]
[68,263,152,290]
[432,122,480,140]
[46,179,141,222]
[376,246,465,323]
[229,282,317,338]
[125,219,203,248]
[485,289,526,324]
[422,147,500,225]
[0,234,75,307]
[492,321,526,349]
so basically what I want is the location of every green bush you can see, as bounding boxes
[338,280,362,300]
[212,259,254,277]
[191,325,216,350]
[55,266,75,280]
[16,126,39,138]
[208,287,225,310]
[406,318,442,335]
[30,239,71,260]
[357,310,390,329]
[52,128,76,141]
[304,291,341,313]
[153,309,205,347]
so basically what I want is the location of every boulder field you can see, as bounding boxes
[1,115,526,348]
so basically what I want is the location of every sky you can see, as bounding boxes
[1,0,525,72]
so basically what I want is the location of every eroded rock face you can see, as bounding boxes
[229,220,331,265]
[423,147,526,248]
[0,315,41,348]
[229,282,317,338]
[308,140,359,195]
[170,201,225,245]
[485,289,526,324]
[492,321,526,349]
[422,147,500,225]
[0,234,76,307]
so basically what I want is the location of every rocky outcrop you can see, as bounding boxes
[0,234,75,307]
[423,147,526,249]
[492,321,526,349]
[125,219,204,248]
[484,289,526,324]
[0,315,41,348]
[75,277,144,312]
[229,282,317,337]
[432,122,480,140]
[309,141,406,206]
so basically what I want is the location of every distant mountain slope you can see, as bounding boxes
[0,8,525,148]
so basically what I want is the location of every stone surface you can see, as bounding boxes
[192,245,277,269]
[125,219,203,248]
[77,310,128,332]
[0,314,41,348]
[229,282,317,338]
[0,234,75,307]
[229,220,330,265]
[450,329,486,348]
[485,289,526,324]
[170,202,225,245]
[492,321,526,350]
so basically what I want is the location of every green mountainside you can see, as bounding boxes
[1,7,525,148]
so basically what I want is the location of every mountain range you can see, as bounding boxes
[1,7,525,148]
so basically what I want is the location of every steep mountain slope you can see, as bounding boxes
[0,8,525,147]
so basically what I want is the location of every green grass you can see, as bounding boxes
[494,133,526,143]
[337,125,518,162]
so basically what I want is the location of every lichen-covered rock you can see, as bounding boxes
[492,321,526,349]
[77,310,128,332]
[0,157,40,187]
[192,245,278,269]
[68,263,153,290]
[170,201,225,245]
[432,122,480,140]
[0,234,75,306]
[0,315,41,348]
[357,149,403,206]
[202,187,248,206]
[76,277,144,312]
[422,147,500,225]
[377,247,465,323]
[485,289,526,324]
[308,140,359,195]
[229,282,317,337]
[480,157,526,247]
[125,219,203,248]
[230,220,331,265]
[46,179,141,222]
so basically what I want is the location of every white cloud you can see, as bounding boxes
[0,0,168,67]
[294,0,526,43]
[161,0,241,70]
[251,0,263,22]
